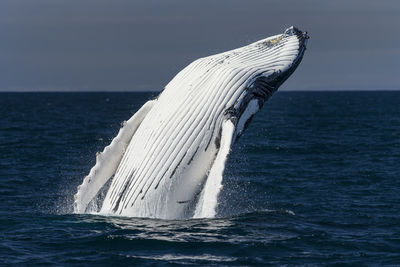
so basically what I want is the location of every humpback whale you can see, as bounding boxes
[74,26,308,219]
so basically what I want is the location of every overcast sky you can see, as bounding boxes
[1,0,399,92]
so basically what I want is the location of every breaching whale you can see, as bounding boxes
[74,26,308,219]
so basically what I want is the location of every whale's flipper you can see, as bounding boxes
[194,119,235,218]
[74,99,157,213]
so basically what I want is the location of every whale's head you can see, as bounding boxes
[165,26,307,108]
[257,26,308,93]
[236,26,308,104]
[223,26,308,137]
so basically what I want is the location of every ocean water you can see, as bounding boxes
[1,91,399,265]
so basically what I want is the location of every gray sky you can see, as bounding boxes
[1,0,399,92]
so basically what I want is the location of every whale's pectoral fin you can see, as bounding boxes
[194,119,236,218]
[74,99,157,213]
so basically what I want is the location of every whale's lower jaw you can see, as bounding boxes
[74,26,308,219]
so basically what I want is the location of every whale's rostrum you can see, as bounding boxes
[74,26,308,219]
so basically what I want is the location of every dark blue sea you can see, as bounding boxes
[1,92,399,265]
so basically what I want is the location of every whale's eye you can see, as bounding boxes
[284,27,295,36]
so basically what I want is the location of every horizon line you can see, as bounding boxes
[1,89,400,93]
